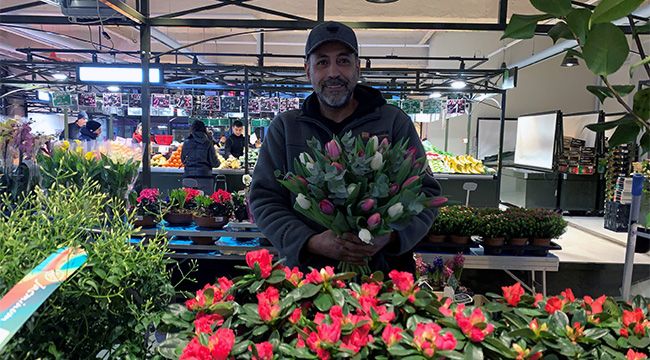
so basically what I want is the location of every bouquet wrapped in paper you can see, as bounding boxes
[278,132,446,274]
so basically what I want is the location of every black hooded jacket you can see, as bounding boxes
[181,131,220,178]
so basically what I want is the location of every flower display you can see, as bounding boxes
[193,190,234,219]
[160,250,650,360]
[277,133,446,274]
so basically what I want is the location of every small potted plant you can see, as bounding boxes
[504,208,532,246]
[477,213,507,247]
[164,187,200,226]
[427,207,450,243]
[447,206,476,244]
[415,253,465,297]
[130,188,163,228]
[530,209,567,246]
[192,189,233,229]
[232,191,249,223]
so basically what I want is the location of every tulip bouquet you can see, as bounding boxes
[278,133,446,274]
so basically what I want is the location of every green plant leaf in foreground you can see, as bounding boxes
[531,0,573,17]
[591,0,644,25]
[502,14,552,40]
[583,23,629,76]
[586,85,635,104]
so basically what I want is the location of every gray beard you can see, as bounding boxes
[316,86,354,109]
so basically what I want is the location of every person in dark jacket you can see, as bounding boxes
[60,111,88,140]
[224,120,246,158]
[181,120,220,194]
[250,21,441,273]
[78,119,101,141]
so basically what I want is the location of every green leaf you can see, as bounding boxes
[330,288,345,307]
[502,14,552,40]
[231,340,250,356]
[548,22,574,43]
[583,23,629,76]
[566,8,592,44]
[314,292,334,312]
[586,85,635,104]
[628,335,650,348]
[464,343,484,360]
[508,328,536,339]
[388,345,419,357]
[532,0,573,17]
[630,55,650,77]
[586,114,635,132]
[299,283,323,299]
[267,269,286,284]
[253,324,269,336]
[551,311,570,328]
[584,328,610,340]
[591,0,644,25]
[633,88,650,120]
[609,121,641,146]
[482,337,516,357]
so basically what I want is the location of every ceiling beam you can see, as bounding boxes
[418,31,435,45]
[97,0,144,24]
[0,1,44,14]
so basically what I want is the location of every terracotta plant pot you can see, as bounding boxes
[133,215,157,228]
[193,215,229,229]
[450,235,470,245]
[483,237,505,247]
[164,212,193,226]
[427,234,447,243]
[531,238,552,247]
[190,236,216,245]
[509,237,529,246]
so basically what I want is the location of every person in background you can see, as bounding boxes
[132,123,143,143]
[224,120,246,158]
[181,120,220,194]
[60,111,88,140]
[250,21,441,273]
[79,120,101,141]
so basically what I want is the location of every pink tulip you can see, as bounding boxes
[319,199,335,215]
[367,213,381,230]
[325,140,341,160]
[294,176,308,187]
[406,146,417,158]
[429,197,448,207]
[380,137,390,150]
[358,150,365,157]
[359,198,376,212]
[403,176,419,188]
[389,183,400,195]
[331,162,344,172]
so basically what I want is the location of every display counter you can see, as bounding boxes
[433,174,499,208]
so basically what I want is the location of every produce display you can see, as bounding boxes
[424,144,492,175]
[217,154,242,169]
[159,145,183,168]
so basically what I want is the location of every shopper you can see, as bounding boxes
[181,120,220,194]
[132,123,143,143]
[78,120,101,141]
[250,21,441,273]
[60,111,88,140]
[224,120,246,158]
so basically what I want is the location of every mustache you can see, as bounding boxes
[321,78,348,87]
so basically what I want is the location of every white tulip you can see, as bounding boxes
[347,184,357,195]
[388,203,404,218]
[358,228,373,244]
[299,153,313,165]
[242,174,252,186]
[368,136,379,153]
[296,193,311,210]
[306,162,316,172]
[370,152,383,171]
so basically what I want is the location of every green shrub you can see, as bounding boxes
[0,181,175,358]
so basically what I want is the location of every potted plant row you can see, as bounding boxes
[426,206,567,250]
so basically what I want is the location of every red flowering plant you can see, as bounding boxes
[192,189,234,219]
[277,133,447,275]
[157,249,649,360]
[128,187,164,220]
[167,187,202,214]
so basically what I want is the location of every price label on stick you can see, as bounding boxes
[0,247,87,350]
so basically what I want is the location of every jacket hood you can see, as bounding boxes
[189,131,211,144]
[79,126,98,140]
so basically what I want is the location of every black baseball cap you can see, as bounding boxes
[305,21,358,58]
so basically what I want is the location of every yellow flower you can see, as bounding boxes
[85,152,95,161]
[76,146,83,155]
[61,140,70,151]
[74,139,81,145]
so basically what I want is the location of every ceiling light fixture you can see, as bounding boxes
[107,85,120,92]
[451,80,466,89]
[52,73,67,80]
[429,92,442,98]
[37,91,50,101]
[561,52,579,67]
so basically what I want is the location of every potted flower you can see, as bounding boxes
[503,208,532,246]
[446,206,476,244]
[130,188,163,228]
[530,209,567,246]
[232,191,249,223]
[164,187,200,226]
[427,207,450,243]
[192,189,233,229]
[477,212,507,247]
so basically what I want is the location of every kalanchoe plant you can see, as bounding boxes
[193,189,234,219]
[157,249,650,360]
[129,187,164,220]
[503,0,650,153]
[278,132,446,274]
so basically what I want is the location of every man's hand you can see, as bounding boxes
[306,230,368,265]
[340,232,394,257]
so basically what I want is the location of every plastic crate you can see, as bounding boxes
[604,201,630,232]
[155,135,173,145]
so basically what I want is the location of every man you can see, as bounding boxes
[60,111,88,140]
[224,120,246,158]
[250,21,441,273]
